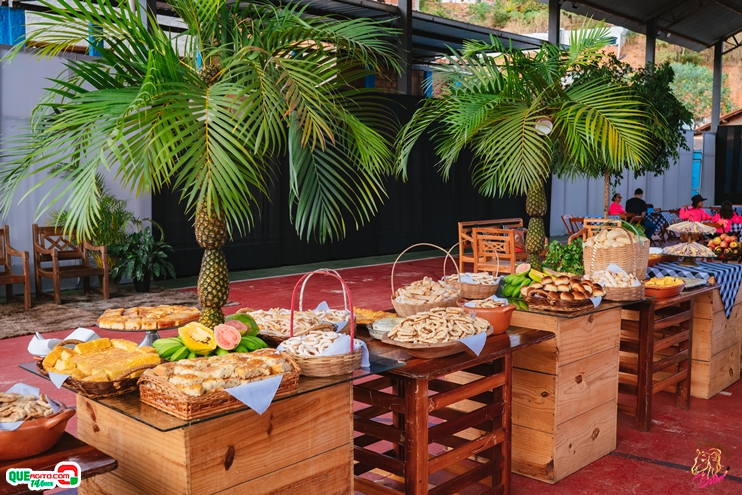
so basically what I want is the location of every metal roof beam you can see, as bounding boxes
[715,0,742,17]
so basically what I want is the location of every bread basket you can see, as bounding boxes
[583,226,650,280]
[444,242,499,299]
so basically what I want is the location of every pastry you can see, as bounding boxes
[97,306,200,330]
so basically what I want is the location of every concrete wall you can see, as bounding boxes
[549,130,695,236]
[0,45,151,294]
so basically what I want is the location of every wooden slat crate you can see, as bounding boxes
[508,308,621,483]
[77,383,353,495]
[621,289,741,399]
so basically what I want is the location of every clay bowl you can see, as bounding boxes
[0,403,76,461]
[457,299,516,335]
[645,283,685,299]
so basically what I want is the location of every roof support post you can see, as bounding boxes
[548,0,560,45]
[711,39,723,133]
[398,0,413,95]
[645,17,656,65]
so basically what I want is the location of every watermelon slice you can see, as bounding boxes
[214,324,241,351]
[225,313,259,336]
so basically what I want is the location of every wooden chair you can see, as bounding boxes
[457,218,524,272]
[561,214,577,235]
[32,224,109,304]
[472,228,518,275]
[0,225,31,309]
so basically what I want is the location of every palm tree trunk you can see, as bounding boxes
[604,168,610,218]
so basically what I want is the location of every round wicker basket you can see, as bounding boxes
[391,243,461,318]
[444,242,499,300]
[602,283,645,302]
[583,226,650,280]
[286,270,362,377]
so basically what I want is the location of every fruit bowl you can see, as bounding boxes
[0,403,75,461]
[456,299,516,334]
[645,283,685,299]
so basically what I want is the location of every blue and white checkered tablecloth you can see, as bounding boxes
[646,262,742,318]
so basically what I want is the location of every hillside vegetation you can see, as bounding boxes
[419,0,742,125]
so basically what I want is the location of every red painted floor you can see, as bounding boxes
[3,256,742,494]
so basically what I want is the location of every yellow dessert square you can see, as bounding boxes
[74,339,111,355]
[111,339,138,352]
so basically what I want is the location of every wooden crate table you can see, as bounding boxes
[646,262,742,399]
[618,286,716,431]
[20,356,401,495]
[507,303,624,483]
[0,433,117,495]
[353,327,554,495]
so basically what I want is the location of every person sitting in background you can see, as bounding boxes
[608,193,625,215]
[679,195,712,222]
[711,201,742,233]
[625,188,657,239]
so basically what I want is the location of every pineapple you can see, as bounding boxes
[195,201,227,250]
[525,183,547,270]
[198,249,230,308]
[199,307,225,329]
[199,62,221,87]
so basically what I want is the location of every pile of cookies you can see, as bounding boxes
[241,308,348,337]
[467,298,506,308]
[444,273,499,285]
[0,393,55,423]
[394,277,459,305]
[280,330,343,356]
[387,308,489,344]
[522,275,605,302]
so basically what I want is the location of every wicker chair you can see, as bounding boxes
[32,224,109,304]
[472,228,518,275]
[0,225,31,309]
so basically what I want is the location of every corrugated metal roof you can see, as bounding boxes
[541,0,742,51]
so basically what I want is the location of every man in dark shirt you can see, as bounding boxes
[625,188,656,239]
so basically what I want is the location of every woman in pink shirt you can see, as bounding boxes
[608,193,625,215]
[679,195,712,222]
[711,201,742,233]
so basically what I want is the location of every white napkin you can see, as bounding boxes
[590,296,603,308]
[459,273,475,284]
[459,332,488,356]
[223,375,283,415]
[48,372,71,389]
[313,301,350,332]
[321,333,370,368]
[28,328,99,357]
[0,383,61,431]
[464,296,509,308]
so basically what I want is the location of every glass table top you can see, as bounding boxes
[21,354,403,432]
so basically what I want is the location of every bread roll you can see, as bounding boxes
[560,292,574,301]
[557,285,570,292]
[544,283,558,292]
[555,276,570,286]
[547,292,560,301]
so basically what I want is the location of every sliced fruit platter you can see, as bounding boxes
[152,314,269,362]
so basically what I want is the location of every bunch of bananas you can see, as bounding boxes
[152,334,269,362]
[501,274,532,298]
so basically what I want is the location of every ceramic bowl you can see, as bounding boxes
[645,283,685,299]
[457,299,516,335]
[369,317,405,340]
[0,403,76,461]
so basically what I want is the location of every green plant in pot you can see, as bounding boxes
[108,228,176,293]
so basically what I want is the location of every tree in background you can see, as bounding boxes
[563,57,693,215]
[396,26,654,270]
[670,63,734,126]
[0,0,399,326]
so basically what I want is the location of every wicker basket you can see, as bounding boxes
[443,242,499,299]
[602,283,645,302]
[391,243,461,317]
[37,340,159,399]
[138,352,300,420]
[523,296,594,313]
[284,269,362,377]
[583,226,650,280]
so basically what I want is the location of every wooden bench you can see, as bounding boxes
[32,224,109,304]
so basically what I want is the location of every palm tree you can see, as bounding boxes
[396,26,655,270]
[0,0,399,326]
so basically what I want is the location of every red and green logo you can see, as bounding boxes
[5,462,81,491]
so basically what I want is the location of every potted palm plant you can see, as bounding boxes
[0,0,400,326]
[108,227,176,293]
[396,25,656,269]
